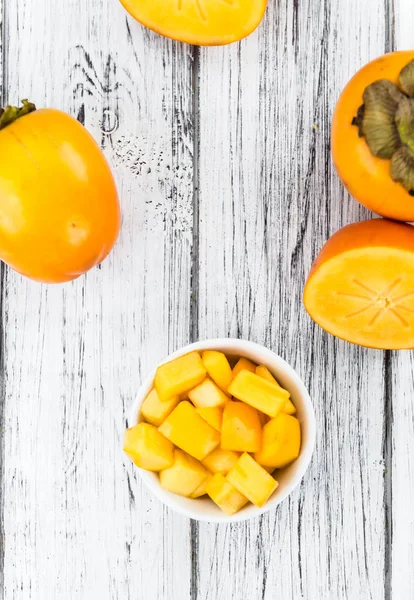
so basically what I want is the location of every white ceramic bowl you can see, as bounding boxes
[128,339,316,523]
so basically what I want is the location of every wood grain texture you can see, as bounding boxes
[387,6,414,599]
[195,1,394,598]
[2,2,193,599]
[0,0,5,595]
[393,0,414,49]
[390,353,414,600]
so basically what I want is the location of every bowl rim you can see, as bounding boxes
[127,338,316,523]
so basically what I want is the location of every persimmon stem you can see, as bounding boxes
[351,104,365,138]
[351,59,414,194]
[0,99,36,130]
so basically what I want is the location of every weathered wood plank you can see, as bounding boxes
[387,3,414,597]
[2,2,193,598]
[1,0,413,598]
[391,350,414,599]
[195,0,388,598]
[394,0,414,49]
[0,0,5,594]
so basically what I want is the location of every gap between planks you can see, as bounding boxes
[383,351,393,600]
[190,43,201,600]
[383,2,395,598]
[0,263,6,600]
[0,0,6,592]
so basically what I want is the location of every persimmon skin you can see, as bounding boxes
[304,219,414,349]
[120,0,267,46]
[332,51,414,222]
[0,109,120,283]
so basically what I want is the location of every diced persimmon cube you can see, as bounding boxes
[155,351,206,401]
[159,449,210,497]
[228,370,289,417]
[227,453,279,507]
[202,351,233,392]
[123,423,174,471]
[188,378,228,408]
[140,388,180,427]
[254,413,301,469]
[221,400,262,452]
[232,357,257,378]
[196,406,223,432]
[255,366,297,415]
[202,448,240,474]
[206,473,248,515]
[255,364,279,384]
[159,401,220,460]
[283,399,297,415]
[190,473,212,498]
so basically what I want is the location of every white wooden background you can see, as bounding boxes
[0,0,413,599]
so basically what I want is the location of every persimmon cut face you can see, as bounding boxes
[120,0,267,46]
[305,247,414,349]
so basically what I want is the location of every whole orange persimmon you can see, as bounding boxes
[332,51,414,221]
[0,102,120,283]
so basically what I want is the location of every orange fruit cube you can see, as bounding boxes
[159,401,220,460]
[255,365,296,415]
[159,449,210,498]
[123,423,174,471]
[155,351,206,401]
[188,378,228,408]
[228,370,289,417]
[283,399,297,415]
[202,350,233,393]
[227,453,279,507]
[206,473,248,516]
[190,474,212,499]
[255,364,279,384]
[232,357,256,378]
[140,388,180,427]
[255,414,301,469]
[201,449,240,475]
[221,400,262,453]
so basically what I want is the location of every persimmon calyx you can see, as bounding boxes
[361,80,404,158]
[396,97,414,153]
[400,60,414,96]
[391,147,414,196]
[352,59,414,195]
[0,99,36,130]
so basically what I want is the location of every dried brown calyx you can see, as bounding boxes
[352,59,414,196]
[0,99,36,131]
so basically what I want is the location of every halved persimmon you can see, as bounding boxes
[332,51,414,221]
[119,0,267,46]
[304,219,414,349]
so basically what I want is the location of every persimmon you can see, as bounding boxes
[304,219,414,349]
[332,51,414,221]
[0,102,120,283]
[119,0,267,46]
